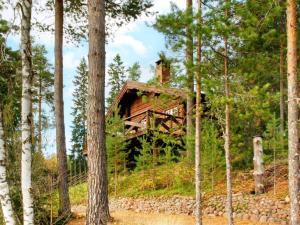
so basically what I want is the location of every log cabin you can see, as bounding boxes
[107,59,191,141]
[84,59,205,164]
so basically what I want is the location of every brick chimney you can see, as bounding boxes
[156,59,170,84]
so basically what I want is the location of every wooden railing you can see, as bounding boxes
[124,109,185,139]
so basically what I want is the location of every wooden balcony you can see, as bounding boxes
[124,109,185,140]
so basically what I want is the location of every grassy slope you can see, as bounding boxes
[66,160,288,206]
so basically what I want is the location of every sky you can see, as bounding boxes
[3,0,185,156]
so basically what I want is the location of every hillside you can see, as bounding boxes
[67,160,289,225]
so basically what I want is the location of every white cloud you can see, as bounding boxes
[112,34,147,56]
[64,51,81,70]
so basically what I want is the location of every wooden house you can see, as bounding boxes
[84,60,205,162]
[107,60,192,142]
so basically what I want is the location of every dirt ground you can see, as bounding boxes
[68,210,279,225]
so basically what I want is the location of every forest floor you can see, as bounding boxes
[68,208,278,225]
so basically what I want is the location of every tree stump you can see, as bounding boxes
[253,136,264,194]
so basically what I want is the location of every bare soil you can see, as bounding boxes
[68,209,279,225]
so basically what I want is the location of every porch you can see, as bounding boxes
[124,109,185,140]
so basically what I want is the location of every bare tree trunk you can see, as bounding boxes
[20,1,34,224]
[86,0,109,224]
[280,16,285,135]
[38,74,42,153]
[195,1,202,224]
[253,136,264,194]
[224,2,233,221]
[286,0,300,224]
[186,0,194,160]
[54,0,71,216]
[224,36,233,225]
[0,108,16,225]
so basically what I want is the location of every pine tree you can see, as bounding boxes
[87,0,110,223]
[106,110,127,196]
[106,54,126,107]
[286,0,299,223]
[70,58,88,175]
[127,62,141,81]
[54,0,71,216]
[32,45,54,153]
[195,0,203,224]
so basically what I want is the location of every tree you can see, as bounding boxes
[54,0,71,216]
[0,107,16,225]
[32,45,54,153]
[127,62,141,81]
[106,110,127,196]
[70,58,88,175]
[86,0,109,224]
[106,54,126,107]
[223,1,233,224]
[186,0,194,159]
[19,0,34,224]
[286,0,299,224]
[195,0,202,224]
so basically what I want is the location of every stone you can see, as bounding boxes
[285,196,290,203]
[259,215,268,223]
[250,214,259,221]
[242,214,250,220]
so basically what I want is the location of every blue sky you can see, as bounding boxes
[4,0,185,156]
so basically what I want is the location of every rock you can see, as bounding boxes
[242,214,250,220]
[250,214,259,221]
[259,215,268,223]
[285,196,290,203]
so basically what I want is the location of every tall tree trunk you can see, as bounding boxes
[224,1,233,222]
[224,35,233,225]
[286,0,300,224]
[54,0,71,216]
[280,16,285,135]
[186,0,194,160]
[20,1,34,224]
[0,108,16,225]
[86,0,109,224]
[38,74,42,153]
[195,1,202,225]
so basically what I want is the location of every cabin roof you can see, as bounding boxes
[106,80,187,117]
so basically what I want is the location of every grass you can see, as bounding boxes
[65,160,289,205]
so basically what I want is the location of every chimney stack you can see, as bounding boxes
[155,59,170,85]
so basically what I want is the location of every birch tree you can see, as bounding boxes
[286,0,300,224]
[195,0,202,224]
[86,0,109,224]
[19,0,34,224]
[0,108,16,225]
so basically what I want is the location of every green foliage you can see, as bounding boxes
[106,109,128,195]
[41,0,154,42]
[127,62,141,81]
[263,114,287,162]
[135,136,154,172]
[70,58,88,175]
[106,54,127,107]
[201,119,225,189]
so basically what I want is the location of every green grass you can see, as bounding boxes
[64,162,224,203]
[49,161,224,214]
[69,183,88,205]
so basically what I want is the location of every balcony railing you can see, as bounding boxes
[123,109,185,140]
